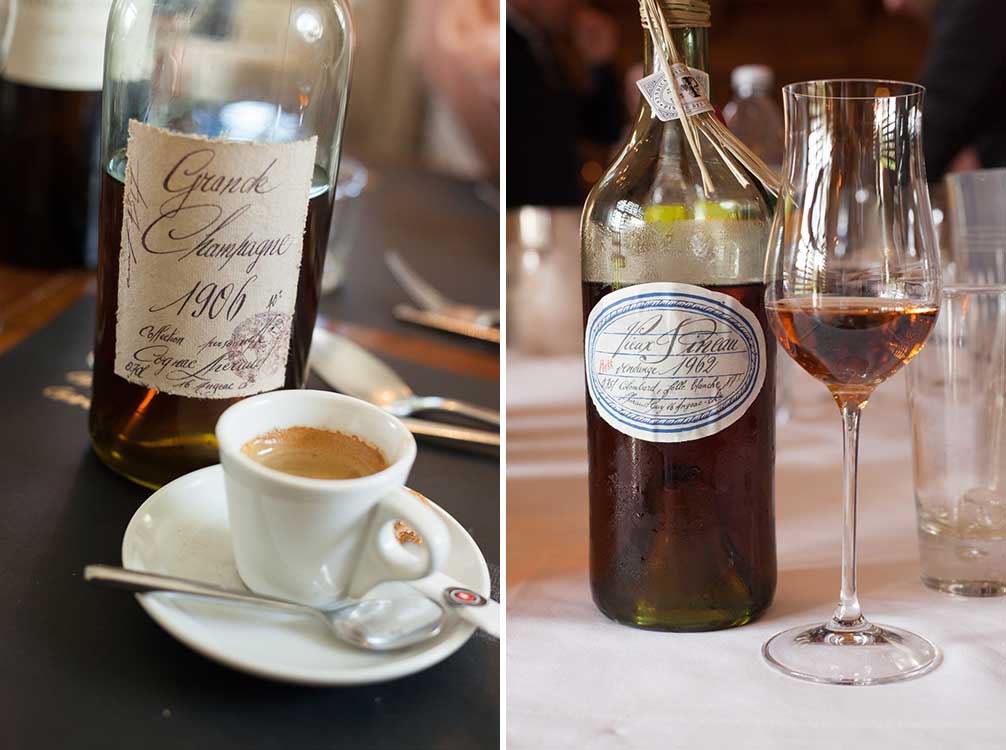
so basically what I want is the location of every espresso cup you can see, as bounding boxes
[215,390,450,607]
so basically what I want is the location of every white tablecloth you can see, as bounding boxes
[507,354,1006,749]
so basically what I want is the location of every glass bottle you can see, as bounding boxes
[723,64,793,424]
[90,0,353,488]
[0,0,113,268]
[581,3,777,631]
[723,64,784,173]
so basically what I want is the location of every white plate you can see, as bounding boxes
[121,465,490,686]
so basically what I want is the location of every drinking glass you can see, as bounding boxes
[0,0,13,67]
[321,156,369,293]
[907,285,1006,595]
[945,168,1006,285]
[763,80,942,685]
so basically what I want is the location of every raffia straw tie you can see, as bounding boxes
[638,0,781,196]
[639,0,710,29]
[641,0,714,193]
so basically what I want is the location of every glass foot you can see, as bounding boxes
[763,621,941,685]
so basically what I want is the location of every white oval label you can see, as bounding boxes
[584,282,766,443]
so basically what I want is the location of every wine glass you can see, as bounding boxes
[763,80,941,685]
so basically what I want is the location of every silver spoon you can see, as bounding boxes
[84,565,445,651]
[310,326,500,427]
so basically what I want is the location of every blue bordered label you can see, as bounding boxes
[585,282,766,443]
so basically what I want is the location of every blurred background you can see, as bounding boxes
[0,0,501,349]
[345,0,499,180]
[507,0,1004,208]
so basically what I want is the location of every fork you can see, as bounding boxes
[386,251,500,327]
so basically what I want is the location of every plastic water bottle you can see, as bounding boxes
[723,65,785,172]
[724,65,792,423]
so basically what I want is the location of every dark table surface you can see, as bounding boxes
[1,168,500,749]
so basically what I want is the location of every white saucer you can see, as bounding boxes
[121,465,491,685]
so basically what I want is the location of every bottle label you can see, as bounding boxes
[636,65,713,122]
[3,0,113,90]
[584,282,766,443]
[113,120,318,399]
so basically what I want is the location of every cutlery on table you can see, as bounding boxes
[393,304,501,344]
[386,251,500,328]
[397,417,500,447]
[84,565,445,651]
[310,326,500,428]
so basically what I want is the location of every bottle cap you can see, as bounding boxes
[731,64,774,95]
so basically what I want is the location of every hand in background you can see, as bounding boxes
[415,0,500,177]
[883,0,937,19]
[571,7,618,66]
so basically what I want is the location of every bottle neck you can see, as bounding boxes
[639,26,710,125]
[643,26,709,79]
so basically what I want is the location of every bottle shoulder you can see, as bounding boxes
[724,97,784,128]
[584,128,772,226]
[582,121,773,288]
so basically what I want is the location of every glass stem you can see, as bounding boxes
[832,399,866,630]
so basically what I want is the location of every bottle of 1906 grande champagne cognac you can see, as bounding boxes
[0,0,113,268]
[581,0,776,631]
[90,0,353,488]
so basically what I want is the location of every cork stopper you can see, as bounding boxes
[640,0,711,29]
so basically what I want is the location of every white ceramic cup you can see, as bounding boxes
[215,390,450,608]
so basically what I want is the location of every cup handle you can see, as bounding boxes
[346,489,451,599]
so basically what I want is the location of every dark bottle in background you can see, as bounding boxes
[0,0,113,268]
[580,2,777,631]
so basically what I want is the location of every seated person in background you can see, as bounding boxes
[887,0,1006,179]
[506,0,623,207]
[416,0,500,181]
[343,0,498,181]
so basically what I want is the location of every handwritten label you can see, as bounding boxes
[114,120,317,399]
[585,282,765,443]
[4,0,113,90]
[636,65,713,122]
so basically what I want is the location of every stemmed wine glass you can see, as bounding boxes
[763,80,942,685]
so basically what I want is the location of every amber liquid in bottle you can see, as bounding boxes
[766,297,938,396]
[581,9,777,630]
[89,161,333,489]
[583,280,777,631]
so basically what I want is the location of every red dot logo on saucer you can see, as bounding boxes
[445,587,486,607]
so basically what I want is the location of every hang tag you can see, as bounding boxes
[636,64,713,122]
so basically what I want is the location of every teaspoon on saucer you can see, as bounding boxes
[84,565,446,652]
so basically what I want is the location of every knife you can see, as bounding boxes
[310,328,500,448]
[393,304,501,344]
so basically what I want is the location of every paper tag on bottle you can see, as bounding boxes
[113,120,318,399]
[636,65,713,122]
[4,0,113,90]
[584,282,766,443]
